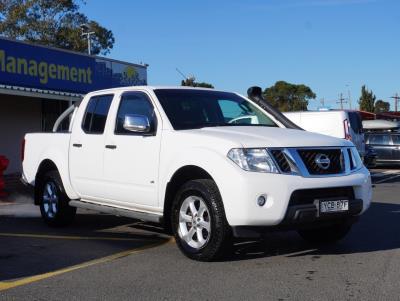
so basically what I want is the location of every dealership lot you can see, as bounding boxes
[0,168,399,300]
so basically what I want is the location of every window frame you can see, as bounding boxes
[81,94,114,135]
[113,91,158,136]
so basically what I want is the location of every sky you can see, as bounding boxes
[81,0,400,110]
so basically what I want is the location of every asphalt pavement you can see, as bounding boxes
[1,168,400,300]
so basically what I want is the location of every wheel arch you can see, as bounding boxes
[163,165,216,233]
[34,158,78,205]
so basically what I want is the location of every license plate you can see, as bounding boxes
[319,199,349,213]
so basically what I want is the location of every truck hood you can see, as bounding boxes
[183,126,353,148]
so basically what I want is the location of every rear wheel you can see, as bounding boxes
[39,170,76,227]
[297,223,352,244]
[171,179,232,261]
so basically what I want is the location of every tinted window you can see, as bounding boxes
[392,135,400,145]
[115,92,156,134]
[154,89,277,130]
[368,134,391,145]
[348,112,362,133]
[82,95,113,134]
[82,98,97,132]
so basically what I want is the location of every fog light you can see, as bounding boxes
[257,195,266,207]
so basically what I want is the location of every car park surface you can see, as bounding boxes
[0,168,399,300]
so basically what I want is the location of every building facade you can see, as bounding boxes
[0,37,147,174]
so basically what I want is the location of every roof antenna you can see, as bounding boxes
[176,68,188,80]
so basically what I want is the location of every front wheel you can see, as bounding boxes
[39,170,76,227]
[297,223,352,244]
[171,179,232,261]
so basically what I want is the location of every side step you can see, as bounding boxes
[69,200,163,224]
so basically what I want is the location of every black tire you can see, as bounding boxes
[39,170,76,227]
[297,222,352,244]
[171,179,232,261]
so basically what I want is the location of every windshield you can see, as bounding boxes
[154,89,278,130]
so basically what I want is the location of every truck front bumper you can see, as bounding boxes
[232,199,363,238]
[218,166,372,227]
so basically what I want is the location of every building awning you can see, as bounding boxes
[0,84,83,102]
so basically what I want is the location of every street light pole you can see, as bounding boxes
[80,24,95,55]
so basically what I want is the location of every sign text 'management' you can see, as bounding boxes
[0,49,93,85]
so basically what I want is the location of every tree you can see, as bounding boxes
[0,0,114,55]
[374,99,390,113]
[181,77,214,88]
[263,81,316,112]
[358,85,376,113]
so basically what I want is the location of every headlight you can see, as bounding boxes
[349,147,363,170]
[227,148,279,173]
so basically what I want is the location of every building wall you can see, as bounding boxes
[0,94,42,174]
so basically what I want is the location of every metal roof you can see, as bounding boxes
[0,84,83,101]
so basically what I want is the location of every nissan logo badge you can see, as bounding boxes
[315,153,331,170]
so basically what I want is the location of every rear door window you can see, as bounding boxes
[82,95,113,134]
[368,134,391,145]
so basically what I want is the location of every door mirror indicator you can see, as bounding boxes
[123,114,151,133]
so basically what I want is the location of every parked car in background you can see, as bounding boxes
[365,132,400,165]
[362,119,400,132]
[363,144,377,168]
[284,110,365,158]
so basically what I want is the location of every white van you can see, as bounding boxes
[284,110,365,157]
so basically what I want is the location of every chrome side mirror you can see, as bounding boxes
[123,114,150,133]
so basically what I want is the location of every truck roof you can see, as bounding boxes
[85,85,219,96]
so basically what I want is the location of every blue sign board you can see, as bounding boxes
[0,38,147,94]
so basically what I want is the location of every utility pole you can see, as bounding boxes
[346,84,352,109]
[337,93,347,110]
[81,24,95,55]
[390,93,400,112]
[320,98,325,107]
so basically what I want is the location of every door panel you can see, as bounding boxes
[102,92,161,208]
[69,94,114,199]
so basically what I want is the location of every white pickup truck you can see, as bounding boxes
[22,86,372,261]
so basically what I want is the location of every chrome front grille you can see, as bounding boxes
[269,147,357,177]
[270,150,291,173]
[297,149,344,175]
